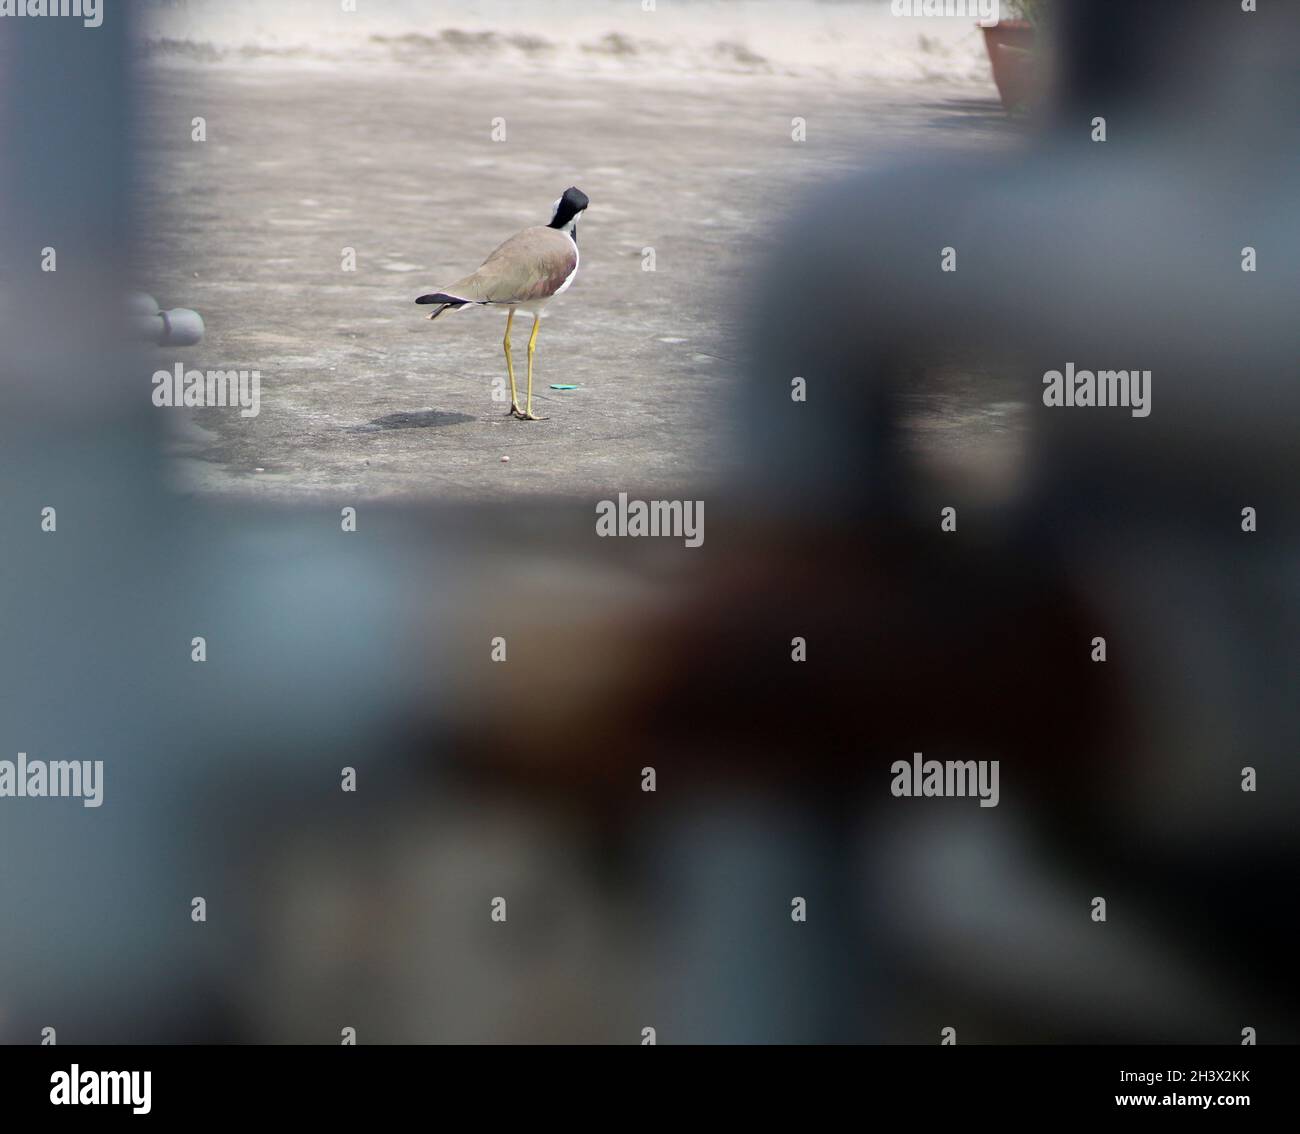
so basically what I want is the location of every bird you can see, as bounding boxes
[416,187,588,421]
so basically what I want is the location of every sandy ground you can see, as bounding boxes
[134,67,1016,500]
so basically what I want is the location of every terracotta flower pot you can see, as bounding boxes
[980,19,1038,113]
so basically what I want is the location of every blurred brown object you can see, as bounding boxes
[450,513,1132,817]
[981,19,1039,113]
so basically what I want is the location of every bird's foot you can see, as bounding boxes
[518,410,546,421]
[507,404,523,417]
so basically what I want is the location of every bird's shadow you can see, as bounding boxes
[349,410,476,433]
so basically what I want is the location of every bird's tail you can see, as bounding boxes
[415,292,484,321]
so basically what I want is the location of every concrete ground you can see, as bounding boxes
[135,67,1016,501]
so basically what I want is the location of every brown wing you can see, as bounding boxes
[444,226,577,304]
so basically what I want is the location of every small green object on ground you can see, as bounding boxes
[550,384,579,390]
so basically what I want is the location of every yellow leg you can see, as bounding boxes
[503,309,521,415]
[522,314,543,420]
